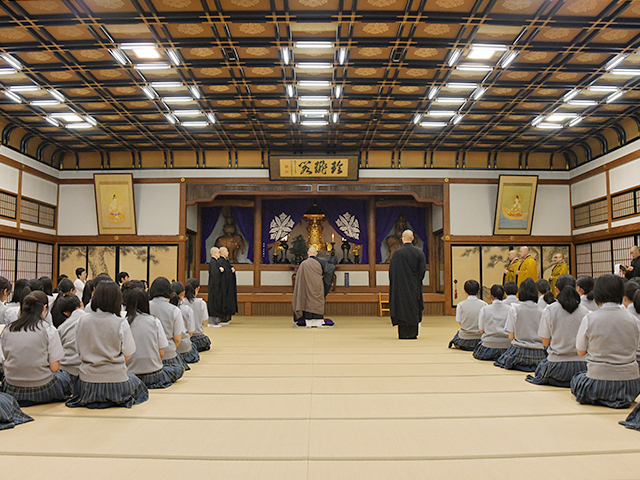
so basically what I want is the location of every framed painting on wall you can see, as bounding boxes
[494,175,538,235]
[94,174,137,235]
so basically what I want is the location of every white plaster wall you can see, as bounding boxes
[186,205,197,232]
[200,270,208,287]
[21,172,57,205]
[449,184,497,236]
[334,271,368,287]
[0,218,17,228]
[58,184,98,236]
[572,224,608,235]
[235,270,254,286]
[612,217,640,229]
[0,163,19,193]
[134,184,180,236]
[21,224,56,235]
[531,185,571,236]
[571,172,606,206]
[432,204,443,232]
[609,159,640,194]
[261,271,293,286]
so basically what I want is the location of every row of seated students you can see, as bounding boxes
[0,274,211,430]
[449,274,640,431]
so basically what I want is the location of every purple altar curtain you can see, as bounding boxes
[261,199,312,264]
[375,206,428,263]
[316,198,368,261]
[230,206,254,262]
[200,206,222,263]
[375,206,402,263]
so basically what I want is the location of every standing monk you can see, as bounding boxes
[389,230,426,339]
[503,250,519,284]
[292,247,332,326]
[207,247,223,327]
[622,246,640,279]
[516,246,538,287]
[218,246,238,324]
[548,252,569,295]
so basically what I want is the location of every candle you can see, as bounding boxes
[331,233,335,242]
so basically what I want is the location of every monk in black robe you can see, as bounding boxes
[219,246,238,324]
[389,230,426,339]
[207,247,224,327]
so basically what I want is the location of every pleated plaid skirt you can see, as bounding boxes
[620,402,640,430]
[525,358,587,387]
[0,392,33,430]
[163,355,188,372]
[494,345,547,372]
[448,332,481,351]
[1,370,72,407]
[191,333,211,352]
[473,343,507,361]
[136,363,184,389]
[180,342,200,364]
[65,373,149,409]
[571,372,640,409]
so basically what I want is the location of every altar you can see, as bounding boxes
[187,179,446,316]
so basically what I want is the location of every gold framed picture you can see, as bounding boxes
[494,175,538,235]
[94,173,137,235]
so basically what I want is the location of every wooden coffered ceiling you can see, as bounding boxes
[0,0,640,168]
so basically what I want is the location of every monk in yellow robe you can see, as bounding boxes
[516,246,538,287]
[503,250,519,284]
[548,252,569,296]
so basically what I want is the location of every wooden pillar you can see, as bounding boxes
[367,196,376,288]
[254,196,262,289]
[443,180,453,316]
[177,178,187,283]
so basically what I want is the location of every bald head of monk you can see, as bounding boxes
[210,246,220,259]
[402,230,414,244]
[307,247,318,257]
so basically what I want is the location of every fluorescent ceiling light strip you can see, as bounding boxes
[290,112,297,123]
[427,110,456,117]
[1,54,22,70]
[141,86,156,99]
[31,100,60,106]
[45,117,60,127]
[606,91,624,103]
[206,113,216,123]
[295,42,333,49]
[173,110,202,116]
[48,89,65,102]
[300,96,330,101]
[471,44,508,51]
[611,69,640,76]
[66,123,92,129]
[447,83,477,89]
[334,85,342,98]
[420,121,447,128]
[546,114,576,122]
[500,52,518,68]
[299,81,331,87]
[569,117,583,127]
[338,48,348,65]
[562,89,580,102]
[162,97,194,103]
[434,97,465,104]
[412,114,423,124]
[4,91,22,103]
[588,85,618,92]
[50,113,82,121]
[85,116,97,126]
[452,114,464,125]
[567,100,597,106]
[109,49,128,65]
[9,85,39,92]
[447,49,462,67]
[151,82,183,88]
[537,123,562,129]
[281,48,291,65]
[181,121,208,127]
[531,115,545,126]
[605,53,628,71]
[472,87,487,100]
[296,63,332,69]
[286,85,295,97]
[165,113,177,124]
[301,120,328,126]
[331,112,339,123]
[189,86,201,99]
[467,49,498,60]
[457,64,492,71]
[166,49,181,66]
[135,63,171,70]
[428,87,440,99]
[301,109,329,115]
[0,69,17,75]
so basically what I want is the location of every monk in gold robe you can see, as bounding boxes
[548,252,569,296]
[516,246,538,287]
[503,250,519,284]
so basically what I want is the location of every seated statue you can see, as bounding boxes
[385,214,416,263]
[215,208,245,263]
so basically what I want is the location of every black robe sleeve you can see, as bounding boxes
[389,244,426,326]
[220,257,238,315]
[207,258,224,317]
[626,256,640,280]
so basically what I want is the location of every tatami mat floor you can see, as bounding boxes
[3,315,640,479]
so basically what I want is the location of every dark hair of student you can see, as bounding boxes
[57,278,75,294]
[10,291,48,332]
[82,279,95,307]
[121,280,145,305]
[93,273,113,288]
[184,282,196,302]
[624,281,639,302]
[39,276,53,296]
[19,285,32,309]
[634,290,640,317]
[576,275,595,301]
[90,281,123,316]
[57,274,68,283]
[10,279,28,304]
[149,277,172,299]
[490,284,505,300]
[594,274,624,305]
[125,288,150,325]
[53,294,82,328]
[463,280,480,296]
[0,276,12,298]
[117,271,130,284]
[28,278,43,292]
[75,267,85,278]
[555,274,580,314]
[630,277,640,284]
[186,277,200,289]
[503,281,518,296]
[169,281,185,307]
[536,279,550,294]
[542,291,556,306]
[518,278,538,303]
